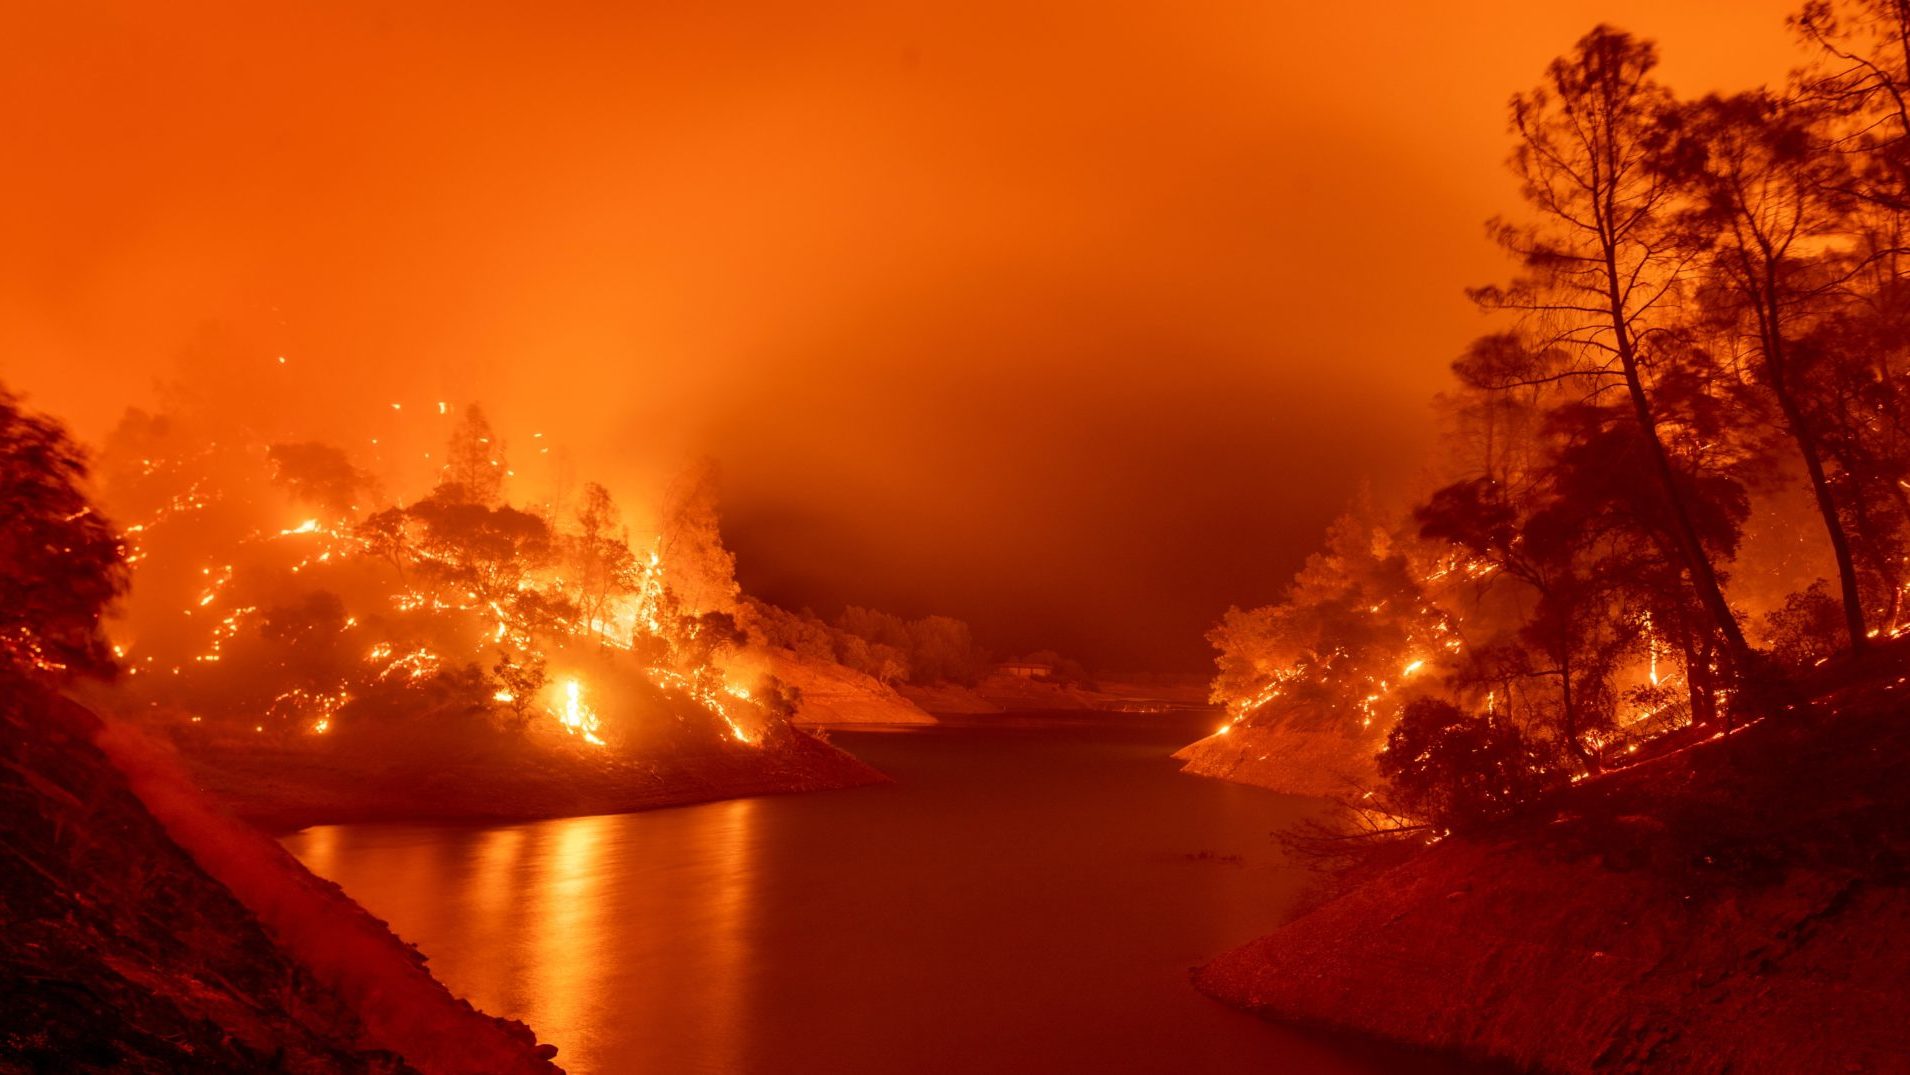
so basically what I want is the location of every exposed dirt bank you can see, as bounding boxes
[896,681,1005,714]
[2,684,560,1073]
[904,673,1215,716]
[179,724,889,833]
[1193,676,1910,1074]
[1174,720,1383,801]
[769,651,939,724]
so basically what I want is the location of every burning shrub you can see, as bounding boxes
[1377,698,1559,833]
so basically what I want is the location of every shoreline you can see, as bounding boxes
[1185,682,1910,1074]
[180,728,890,834]
[5,687,562,1074]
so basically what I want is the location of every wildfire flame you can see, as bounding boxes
[101,414,776,758]
[552,678,605,746]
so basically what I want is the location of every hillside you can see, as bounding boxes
[766,650,938,724]
[2,682,561,1073]
[1173,720,1383,801]
[1192,669,1910,1074]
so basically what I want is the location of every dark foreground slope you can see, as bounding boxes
[1,684,561,1074]
[1195,672,1910,1074]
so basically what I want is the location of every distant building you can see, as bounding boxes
[996,660,1053,679]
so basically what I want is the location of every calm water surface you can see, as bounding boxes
[284,712,1459,1074]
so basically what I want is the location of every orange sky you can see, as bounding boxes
[1,0,1803,668]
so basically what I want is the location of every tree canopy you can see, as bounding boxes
[0,386,127,683]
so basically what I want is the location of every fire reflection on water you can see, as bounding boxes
[292,820,338,880]
[283,797,759,1075]
[281,717,1470,1075]
[529,815,609,1056]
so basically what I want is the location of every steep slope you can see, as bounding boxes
[1174,720,1383,801]
[765,650,937,724]
[1,683,561,1073]
[1193,681,1910,1074]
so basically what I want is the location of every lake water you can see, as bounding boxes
[284,712,1461,1074]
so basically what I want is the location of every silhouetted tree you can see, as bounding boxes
[267,442,372,519]
[673,610,746,671]
[0,388,127,683]
[442,405,505,506]
[1421,388,1753,761]
[1473,27,1762,686]
[1378,698,1558,833]
[1793,0,1910,209]
[903,615,987,684]
[491,648,547,730]
[1669,90,1873,650]
[835,606,911,652]
[1765,580,1847,670]
[359,506,413,584]
[407,490,568,643]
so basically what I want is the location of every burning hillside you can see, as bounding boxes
[82,397,883,826]
[2,387,568,1072]
[1183,504,1701,794]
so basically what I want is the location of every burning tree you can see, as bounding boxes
[568,482,640,642]
[658,459,740,617]
[1194,11,1910,817]
[1665,89,1875,651]
[1212,5,1910,828]
[1414,315,1769,770]
[1207,508,1463,748]
[441,405,506,506]
[1470,27,1764,693]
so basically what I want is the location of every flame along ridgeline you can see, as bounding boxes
[96,408,785,763]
